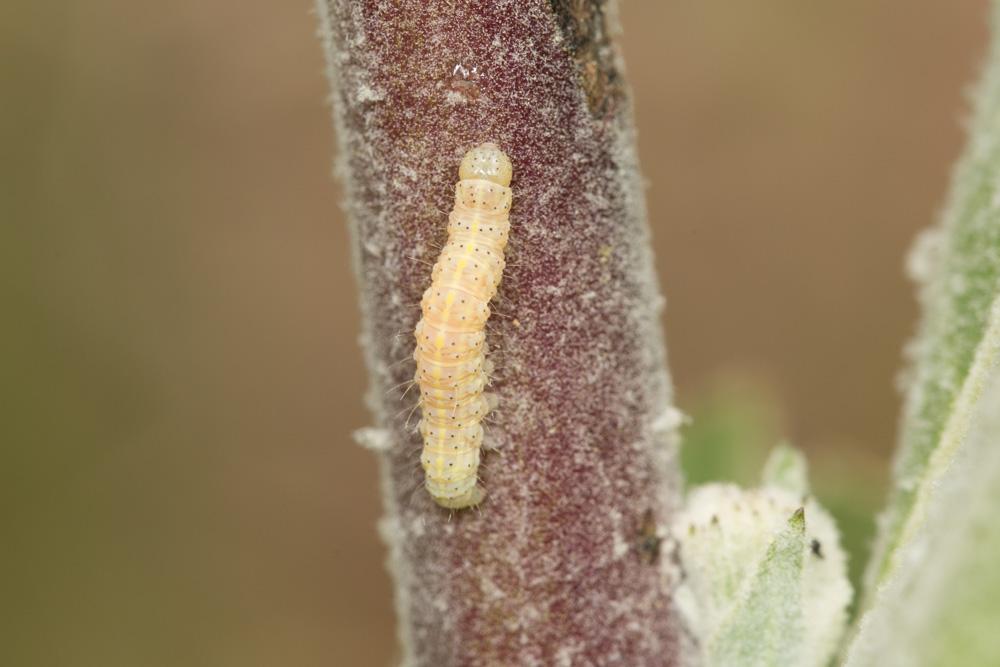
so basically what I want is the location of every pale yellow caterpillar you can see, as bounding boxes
[413,143,512,509]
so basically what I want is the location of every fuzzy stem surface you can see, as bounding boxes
[317,2,683,663]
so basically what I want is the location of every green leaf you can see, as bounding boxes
[760,443,809,497]
[865,3,1000,596]
[709,508,806,667]
[846,351,1000,666]
[673,483,851,667]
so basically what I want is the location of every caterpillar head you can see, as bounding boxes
[459,143,512,187]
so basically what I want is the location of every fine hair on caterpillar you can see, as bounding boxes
[413,142,513,510]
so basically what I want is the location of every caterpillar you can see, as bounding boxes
[413,143,513,509]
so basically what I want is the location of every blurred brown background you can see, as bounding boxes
[2,1,989,665]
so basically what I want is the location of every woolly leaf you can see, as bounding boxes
[846,347,1000,666]
[760,443,809,497]
[865,3,1000,593]
[709,508,806,666]
[673,483,851,667]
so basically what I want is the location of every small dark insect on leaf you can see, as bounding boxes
[811,538,824,559]
[636,509,661,565]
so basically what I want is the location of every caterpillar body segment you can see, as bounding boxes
[414,143,512,509]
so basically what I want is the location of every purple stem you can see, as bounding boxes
[317,1,684,663]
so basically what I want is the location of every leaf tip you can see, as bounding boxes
[761,442,810,496]
[789,506,806,532]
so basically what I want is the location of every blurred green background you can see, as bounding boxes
[2,1,989,664]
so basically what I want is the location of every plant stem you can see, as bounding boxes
[316,1,684,663]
